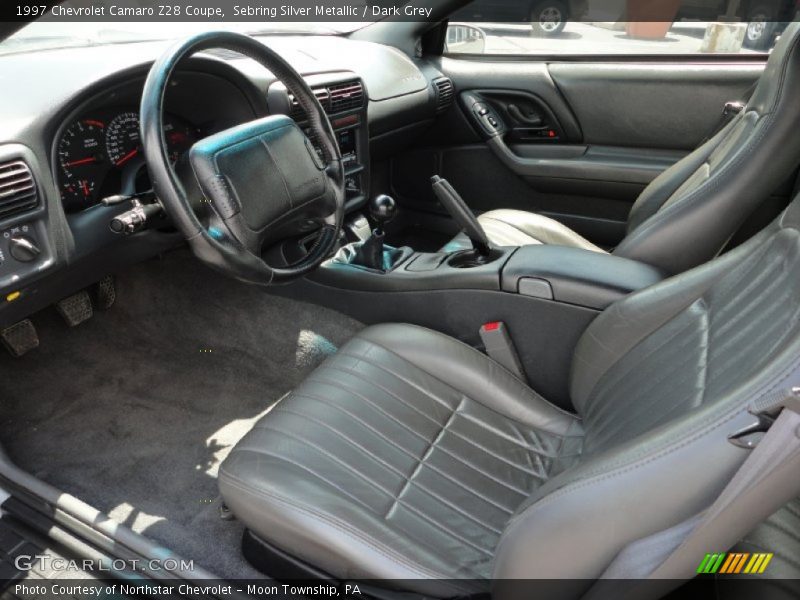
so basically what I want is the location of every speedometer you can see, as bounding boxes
[106,112,141,167]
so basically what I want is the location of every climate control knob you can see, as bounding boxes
[9,236,41,263]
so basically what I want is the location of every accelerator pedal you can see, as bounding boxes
[94,275,116,310]
[56,290,93,327]
[1,319,39,357]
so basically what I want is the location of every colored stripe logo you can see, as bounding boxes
[696,552,773,574]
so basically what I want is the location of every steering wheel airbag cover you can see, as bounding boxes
[190,115,333,239]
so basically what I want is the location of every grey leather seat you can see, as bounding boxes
[445,22,800,275]
[220,198,800,597]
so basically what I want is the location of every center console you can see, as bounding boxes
[500,245,664,310]
[319,178,664,308]
[327,117,368,212]
[313,240,663,308]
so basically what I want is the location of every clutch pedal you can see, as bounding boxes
[1,319,39,357]
[56,290,93,327]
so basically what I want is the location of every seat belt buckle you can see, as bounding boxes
[728,387,800,449]
[479,321,526,381]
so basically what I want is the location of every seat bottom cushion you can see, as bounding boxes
[219,324,583,596]
[442,209,608,253]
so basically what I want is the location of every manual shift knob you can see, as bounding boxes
[369,194,397,230]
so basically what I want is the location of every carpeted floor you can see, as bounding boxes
[0,249,363,579]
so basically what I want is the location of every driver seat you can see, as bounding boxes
[444,22,800,275]
[220,197,800,597]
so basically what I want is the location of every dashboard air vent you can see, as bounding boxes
[289,87,330,121]
[0,160,38,219]
[328,80,365,113]
[433,78,454,113]
[287,80,364,121]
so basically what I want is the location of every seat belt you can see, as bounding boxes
[703,101,746,143]
[479,321,526,381]
[584,386,800,600]
[700,81,758,144]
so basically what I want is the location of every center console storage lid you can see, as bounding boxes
[501,245,665,310]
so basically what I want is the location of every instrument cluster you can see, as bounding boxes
[55,109,200,213]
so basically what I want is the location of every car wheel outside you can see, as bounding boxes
[743,7,777,50]
[530,1,567,36]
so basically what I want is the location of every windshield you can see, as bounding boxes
[0,1,379,56]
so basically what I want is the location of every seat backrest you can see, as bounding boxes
[613,22,800,275]
[493,197,800,592]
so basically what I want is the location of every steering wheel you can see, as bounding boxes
[140,31,345,285]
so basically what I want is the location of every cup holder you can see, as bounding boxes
[448,248,502,268]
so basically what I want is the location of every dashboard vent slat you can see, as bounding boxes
[289,87,330,121]
[0,160,38,219]
[328,80,364,113]
[433,77,454,113]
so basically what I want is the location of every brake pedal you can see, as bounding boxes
[56,290,93,327]
[94,275,116,310]
[1,319,39,357]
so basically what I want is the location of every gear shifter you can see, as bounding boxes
[369,194,397,232]
[351,195,398,271]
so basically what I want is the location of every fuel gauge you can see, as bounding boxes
[61,179,96,212]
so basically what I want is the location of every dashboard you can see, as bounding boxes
[0,33,448,329]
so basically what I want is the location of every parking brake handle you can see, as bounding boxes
[431,175,492,256]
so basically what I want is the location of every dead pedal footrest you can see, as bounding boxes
[1,319,39,357]
[56,290,93,327]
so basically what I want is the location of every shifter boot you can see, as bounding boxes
[353,230,386,271]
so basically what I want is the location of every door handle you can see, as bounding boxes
[507,104,543,127]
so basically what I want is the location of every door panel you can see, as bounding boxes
[388,58,765,246]
[548,63,763,149]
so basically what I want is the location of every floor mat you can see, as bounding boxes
[0,250,363,579]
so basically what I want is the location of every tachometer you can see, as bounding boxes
[57,119,106,211]
[164,120,197,163]
[106,112,141,167]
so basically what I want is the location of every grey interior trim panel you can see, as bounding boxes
[489,138,685,185]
